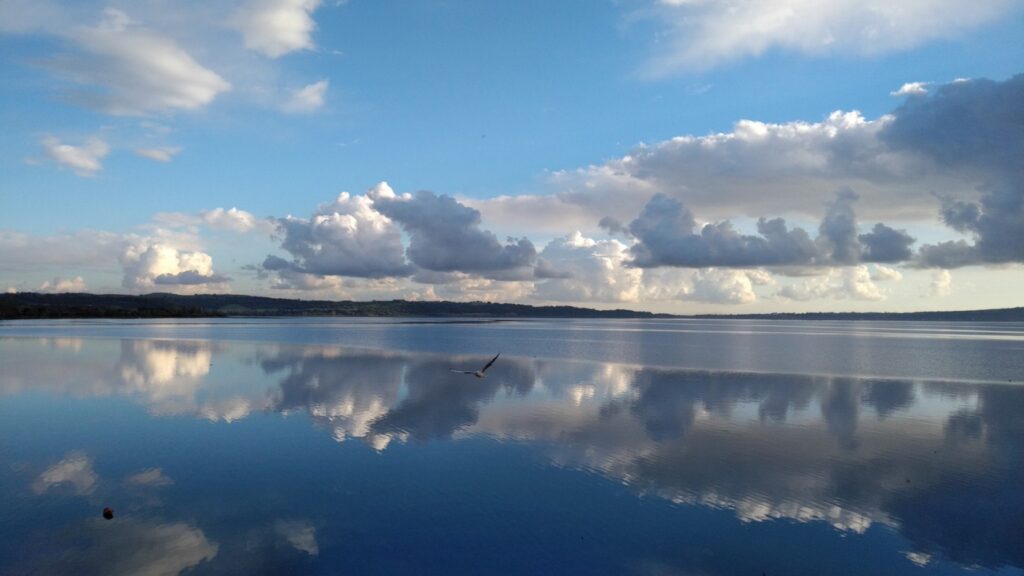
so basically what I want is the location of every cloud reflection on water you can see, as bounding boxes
[32,451,100,495]
[25,519,219,576]
[2,336,1022,571]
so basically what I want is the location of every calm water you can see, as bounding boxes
[1,318,1022,575]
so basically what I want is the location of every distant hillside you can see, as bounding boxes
[0,293,1021,322]
[691,309,1024,322]
[0,292,668,320]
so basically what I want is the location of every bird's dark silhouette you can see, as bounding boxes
[450,353,500,378]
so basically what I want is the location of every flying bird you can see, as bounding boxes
[450,353,500,378]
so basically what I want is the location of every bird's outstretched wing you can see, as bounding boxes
[450,369,476,375]
[481,353,500,373]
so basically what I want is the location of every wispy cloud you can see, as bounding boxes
[135,147,182,162]
[41,135,109,177]
[645,0,1019,74]
[53,9,230,115]
[283,79,328,113]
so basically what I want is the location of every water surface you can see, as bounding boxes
[1,319,1022,575]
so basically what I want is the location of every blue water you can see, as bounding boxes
[1,318,1022,575]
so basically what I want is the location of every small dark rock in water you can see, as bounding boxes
[102,507,114,520]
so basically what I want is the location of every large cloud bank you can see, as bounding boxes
[249,77,1023,306]
[474,76,1023,273]
[4,77,1021,305]
[477,76,1023,238]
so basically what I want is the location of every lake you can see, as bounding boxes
[1,318,1022,575]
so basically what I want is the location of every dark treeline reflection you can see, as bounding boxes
[1,336,1022,573]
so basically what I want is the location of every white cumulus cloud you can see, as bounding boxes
[929,270,953,297]
[120,242,229,291]
[201,207,271,234]
[870,264,902,282]
[534,232,642,303]
[778,266,887,301]
[891,82,929,97]
[264,183,412,283]
[38,276,86,293]
[682,269,762,304]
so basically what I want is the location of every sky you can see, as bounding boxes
[1,0,1022,313]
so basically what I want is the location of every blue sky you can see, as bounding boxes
[1,0,1022,312]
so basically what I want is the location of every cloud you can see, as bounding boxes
[597,216,631,237]
[883,76,1024,171]
[859,223,916,263]
[264,183,412,281]
[232,0,321,58]
[0,229,129,272]
[477,76,1022,246]
[38,276,86,293]
[839,265,885,301]
[817,189,862,264]
[120,242,228,291]
[41,135,109,177]
[283,79,328,113]
[372,189,537,276]
[115,340,214,407]
[915,240,978,269]
[870,264,902,282]
[201,207,272,234]
[259,259,348,292]
[52,9,230,115]
[533,232,642,302]
[474,110,945,235]
[622,190,913,269]
[883,76,1024,268]
[778,266,887,301]
[891,82,930,97]
[422,275,536,303]
[626,193,818,268]
[929,270,953,297]
[32,451,98,494]
[646,0,1019,73]
[682,269,763,304]
[135,147,181,162]
[154,270,231,285]
[150,207,274,236]
[34,519,219,576]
